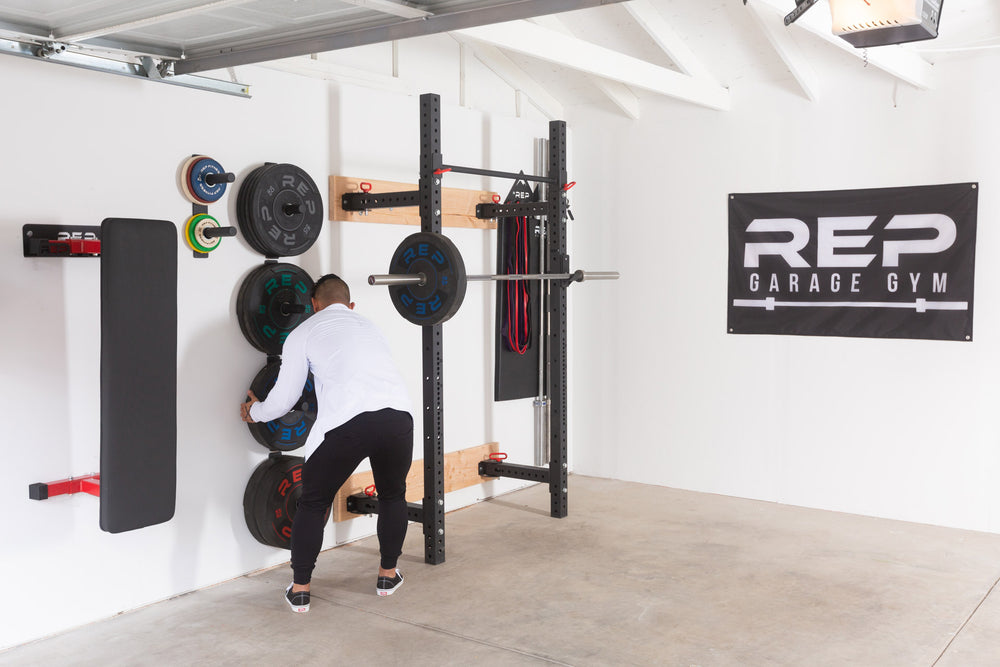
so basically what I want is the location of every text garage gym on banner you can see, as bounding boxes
[727,183,978,342]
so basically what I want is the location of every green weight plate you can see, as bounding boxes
[191,215,222,252]
[184,214,217,253]
[236,262,314,355]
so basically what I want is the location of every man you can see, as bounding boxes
[240,273,413,613]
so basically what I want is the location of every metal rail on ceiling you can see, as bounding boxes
[0,0,626,96]
[174,0,628,74]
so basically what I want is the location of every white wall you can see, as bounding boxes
[12,19,992,652]
[1,35,551,649]
[567,51,1000,534]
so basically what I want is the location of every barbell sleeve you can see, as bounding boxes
[369,273,428,286]
[574,271,620,282]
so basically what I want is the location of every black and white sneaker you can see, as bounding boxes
[376,570,404,597]
[285,584,310,613]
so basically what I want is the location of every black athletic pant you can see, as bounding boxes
[291,408,413,584]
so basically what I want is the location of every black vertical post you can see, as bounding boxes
[547,121,569,518]
[419,93,446,563]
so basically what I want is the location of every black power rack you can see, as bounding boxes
[341,93,572,564]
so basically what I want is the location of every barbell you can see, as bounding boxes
[370,232,619,326]
[369,271,620,286]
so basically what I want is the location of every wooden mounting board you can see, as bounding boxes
[331,441,501,522]
[330,175,498,230]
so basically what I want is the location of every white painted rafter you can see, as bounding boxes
[450,35,565,119]
[455,20,731,111]
[623,0,719,85]
[746,0,822,101]
[751,0,935,90]
[529,14,640,119]
[591,77,641,119]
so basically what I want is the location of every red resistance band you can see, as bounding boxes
[504,212,531,355]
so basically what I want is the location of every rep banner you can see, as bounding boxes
[727,183,978,341]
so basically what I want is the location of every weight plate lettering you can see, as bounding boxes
[246,360,317,452]
[387,232,467,326]
[236,263,314,355]
[242,455,328,549]
[186,156,229,204]
[236,163,323,257]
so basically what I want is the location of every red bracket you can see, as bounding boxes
[49,239,102,256]
[29,474,101,500]
[23,224,102,258]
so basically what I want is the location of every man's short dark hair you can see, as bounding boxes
[311,274,351,307]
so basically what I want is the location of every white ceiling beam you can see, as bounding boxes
[752,0,935,90]
[529,15,640,119]
[452,37,565,120]
[746,0,822,101]
[336,0,432,19]
[592,78,641,119]
[455,20,730,111]
[622,0,719,85]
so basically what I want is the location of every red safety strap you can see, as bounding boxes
[506,214,530,355]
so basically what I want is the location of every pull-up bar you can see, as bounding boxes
[437,164,555,184]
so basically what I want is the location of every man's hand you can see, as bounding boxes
[241,390,260,423]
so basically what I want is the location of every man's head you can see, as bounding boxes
[311,274,354,312]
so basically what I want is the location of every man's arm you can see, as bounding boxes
[244,328,310,423]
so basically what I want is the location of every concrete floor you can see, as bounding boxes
[4,475,1000,666]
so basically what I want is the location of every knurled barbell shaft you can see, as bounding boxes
[368,271,619,286]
